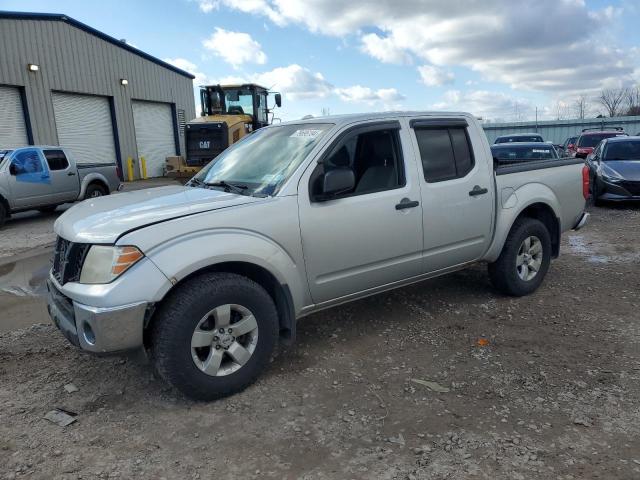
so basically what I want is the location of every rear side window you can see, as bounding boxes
[415,127,475,182]
[44,150,69,171]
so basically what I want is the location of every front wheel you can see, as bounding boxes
[149,272,279,401]
[488,218,551,296]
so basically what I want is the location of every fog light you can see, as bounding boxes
[82,322,96,345]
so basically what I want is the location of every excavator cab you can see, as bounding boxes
[184,84,281,167]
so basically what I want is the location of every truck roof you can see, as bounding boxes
[279,111,475,128]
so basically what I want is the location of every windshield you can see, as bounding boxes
[192,123,333,196]
[578,133,625,148]
[495,135,543,143]
[603,140,640,161]
[491,145,557,163]
[225,89,255,116]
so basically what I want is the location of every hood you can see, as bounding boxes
[602,160,640,181]
[54,185,261,244]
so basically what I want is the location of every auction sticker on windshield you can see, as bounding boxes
[290,129,323,138]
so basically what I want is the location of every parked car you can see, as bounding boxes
[491,142,559,165]
[586,137,640,204]
[562,136,578,157]
[46,112,589,400]
[0,146,121,226]
[494,133,544,144]
[572,128,628,159]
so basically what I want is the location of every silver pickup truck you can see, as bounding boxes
[46,112,589,400]
[0,146,120,226]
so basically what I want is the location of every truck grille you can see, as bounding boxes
[52,236,90,285]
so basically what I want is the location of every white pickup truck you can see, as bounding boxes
[0,146,121,226]
[47,112,589,400]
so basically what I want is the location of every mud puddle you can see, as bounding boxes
[0,248,52,332]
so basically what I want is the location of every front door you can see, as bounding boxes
[299,121,424,304]
[7,148,55,209]
[409,119,494,272]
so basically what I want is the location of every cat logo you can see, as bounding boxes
[199,141,210,149]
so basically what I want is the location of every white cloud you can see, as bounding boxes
[336,85,405,104]
[432,90,535,122]
[192,0,282,24]
[253,64,334,100]
[211,0,636,93]
[360,33,412,64]
[163,57,209,85]
[202,28,267,68]
[194,0,217,13]
[418,65,454,87]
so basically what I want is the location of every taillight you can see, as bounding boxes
[582,165,590,200]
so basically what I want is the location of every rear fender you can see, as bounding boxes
[485,183,561,262]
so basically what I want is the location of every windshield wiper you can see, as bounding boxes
[187,177,204,187]
[204,180,249,195]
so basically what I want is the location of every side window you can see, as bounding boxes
[311,128,405,200]
[11,149,44,175]
[415,127,475,183]
[44,150,70,171]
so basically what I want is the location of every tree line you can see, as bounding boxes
[552,86,640,120]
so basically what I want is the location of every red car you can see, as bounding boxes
[572,128,628,159]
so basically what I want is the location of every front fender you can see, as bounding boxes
[484,183,561,262]
[136,229,308,315]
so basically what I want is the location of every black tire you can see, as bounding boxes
[84,183,107,199]
[488,217,551,297]
[0,202,6,228]
[38,205,58,214]
[149,272,279,401]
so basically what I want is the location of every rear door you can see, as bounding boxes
[298,121,424,304]
[409,118,494,272]
[43,149,79,202]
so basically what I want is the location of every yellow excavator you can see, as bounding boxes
[166,84,282,179]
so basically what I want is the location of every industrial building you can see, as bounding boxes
[483,115,640,144]
[0,11,196,179]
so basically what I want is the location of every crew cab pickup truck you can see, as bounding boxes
[0,146,120,226]
[46,112,589,400]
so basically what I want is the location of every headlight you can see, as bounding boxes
[601,165,623,183]
[79,245,144,284]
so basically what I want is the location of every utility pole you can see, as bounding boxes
[535,107,538,132]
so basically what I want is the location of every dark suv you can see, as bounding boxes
[573,128,627,158]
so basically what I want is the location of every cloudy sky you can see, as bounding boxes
[5,0,640,121]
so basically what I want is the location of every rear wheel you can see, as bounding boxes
[149,272,279,401]
[84,183,107,199]
[0,202,6,228]
[488,218,551,296]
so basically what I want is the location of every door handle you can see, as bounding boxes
[469,185,488,197]
[395,198,420,210]
[67,172,76,176]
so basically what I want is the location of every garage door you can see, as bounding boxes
[52,92,117,165]
[132,101,176,177]
[0,86,29,148]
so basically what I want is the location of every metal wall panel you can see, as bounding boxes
[483,116,640,144]
[52,92,116,164]
[0,85,29,148]
[0,17,196,179]
[132,100,176,177]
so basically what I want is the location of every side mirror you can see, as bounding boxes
[322,169,355,198]
[274,93,282,108]
[9,163,18,175]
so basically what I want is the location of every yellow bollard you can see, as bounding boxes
[126,157,134,181]
[140,156,148,179]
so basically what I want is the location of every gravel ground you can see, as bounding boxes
[0,178,180,259]
[0,205,639,480]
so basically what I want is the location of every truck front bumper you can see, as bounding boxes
[46,278,147,353]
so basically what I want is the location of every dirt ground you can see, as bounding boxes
[0,204,639,480]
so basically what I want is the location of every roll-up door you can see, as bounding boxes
[52,92,116,165]
[132,101,176,177]
[0,86,29,148]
